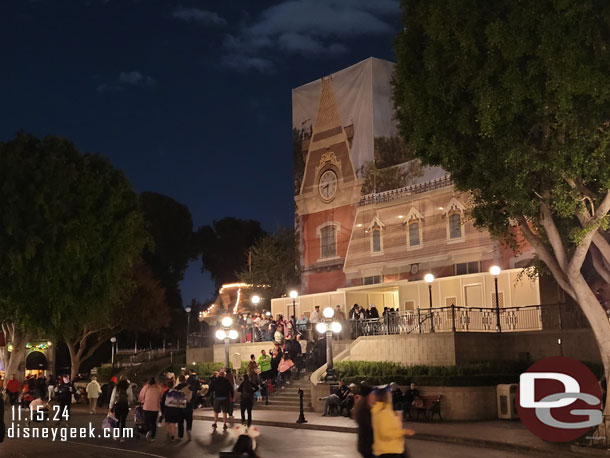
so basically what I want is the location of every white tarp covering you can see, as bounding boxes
[292,57,397,175]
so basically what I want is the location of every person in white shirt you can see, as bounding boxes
[309,305,321,324]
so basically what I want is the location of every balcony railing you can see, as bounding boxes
[350,303,589,338]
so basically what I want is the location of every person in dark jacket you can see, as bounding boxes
[176,374,195,440]
[209,370,234,430]
[54,376,75,425]
[354,385,374,458]
[237,374,257,427]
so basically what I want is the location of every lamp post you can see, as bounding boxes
[289,290,298,334]
[185,306,192,349]
[316,307,342,381]
[110,337,117,373]
[251,295,261,342]
[424,273,435,333]
[490,265,502,332]
[216,316,238,369]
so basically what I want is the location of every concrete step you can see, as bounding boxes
[263,400,308,407]
[254,404,314,412]
[269,395,312,402]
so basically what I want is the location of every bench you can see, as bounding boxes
[407,395,442,421]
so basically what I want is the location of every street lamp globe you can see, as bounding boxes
[424,273,435,283]
[221,316,233,327]
[315,322,328,334]
[323,307,335,319]
[228,329,239,340]
[331,321,342,333]
[110,337,117,343]
[490,265,501,276]
[251,295,261,305]
[289,290,299,299]
[215,329,227,340]
[185,306,192,313]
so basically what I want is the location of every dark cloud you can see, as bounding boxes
[220,54,275,73]
[221,0,399,72]
[96,71,155,93]
[171,6,226,25]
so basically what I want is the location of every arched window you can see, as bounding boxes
[320,224,337,258]
[367,216,385,255]
[372,226,382,252]
[408,221,420,246]
[449,213,462,239]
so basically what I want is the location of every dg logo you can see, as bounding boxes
[517,356,604,442]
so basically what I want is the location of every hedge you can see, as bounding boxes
[332,360,604,387]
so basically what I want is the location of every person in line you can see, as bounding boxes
[86,376,102,414]
[371,387,415,458]
[223,369,236,418]
[258,349,272,381]
[161,379,184,442]
[175,374,195,440]
[309,305,322,324]
[237,374,257,428]
[278,353,294,386]
[111,378,132,443]
[47,375,55,401]
[209,370,234,430]
[6,374,20,406]
[247,354,259,383]
[138,377,161,442]
[354,385,374,458]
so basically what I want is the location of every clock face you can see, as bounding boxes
[318,170,338,201]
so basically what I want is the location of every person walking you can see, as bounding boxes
[110,378,132,442]
[257,350,272,381]
[278,353,295,386]
[237,374,257,427]
[54,376,74,425]
[139,377,161,442]
[176,374,195,440]
[209,370,234,430]
[86,376,102,414]
[354,385,374,458]
[6,375,20,406]
[371,387,415,458]
[161,379,184,442]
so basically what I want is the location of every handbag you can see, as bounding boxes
[102,413,118,430]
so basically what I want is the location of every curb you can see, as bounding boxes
[193,414,575,457]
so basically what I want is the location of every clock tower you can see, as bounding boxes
[294,76,360,294]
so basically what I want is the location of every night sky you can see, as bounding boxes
[0,0,400,304]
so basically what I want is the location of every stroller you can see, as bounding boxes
[133,405,148,439]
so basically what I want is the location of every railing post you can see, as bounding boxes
[451,303,456,332]
[417,307,422,333]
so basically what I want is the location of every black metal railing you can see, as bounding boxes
[349,303,589,338]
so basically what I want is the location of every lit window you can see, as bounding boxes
[408,221,420,246]
[449,213,462,239]
[320,225,336,258]
[363,275,382,285]
[372,227,381,252]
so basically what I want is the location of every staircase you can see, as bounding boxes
[255,378,314,412]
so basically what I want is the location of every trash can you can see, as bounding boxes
[497,384,519,419]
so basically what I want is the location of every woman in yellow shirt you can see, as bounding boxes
[371,387,415,457]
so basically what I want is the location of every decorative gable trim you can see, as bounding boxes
[403,207,424,224]
[442,197,466,217]
[366,215,385,231]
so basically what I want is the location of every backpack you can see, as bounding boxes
[116,389,129,405]
[165,389,187,408]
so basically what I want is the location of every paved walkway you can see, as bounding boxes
[193,408,578,457]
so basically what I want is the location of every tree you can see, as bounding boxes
[0,133,149,379]
[239,227,300,301]
[394,0,610,418]
[63,263,170,378]
[196,217,266,290]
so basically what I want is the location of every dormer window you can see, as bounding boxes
[367,215,385,255]
[442,197,466,243]
[404,207,424,250]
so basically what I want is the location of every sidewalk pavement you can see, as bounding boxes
[193,408,580,457]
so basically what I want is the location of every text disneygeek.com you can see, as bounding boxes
[8,423,134,442]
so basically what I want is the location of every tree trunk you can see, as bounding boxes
[567,273,610,438]
[2,327,28,382]
[66,340,83,380]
